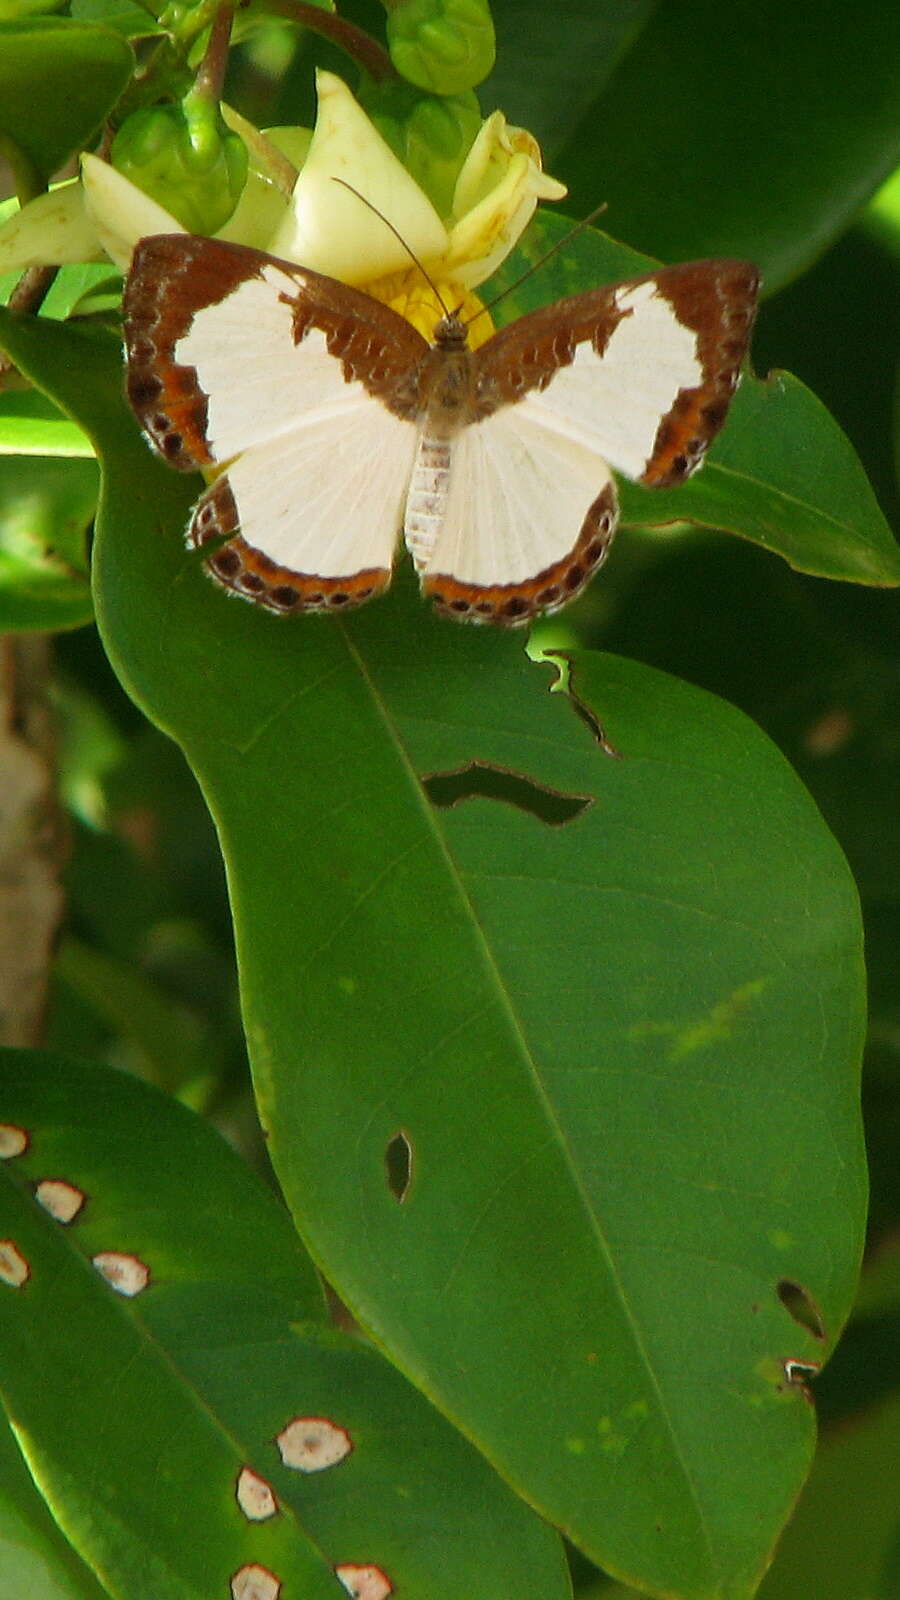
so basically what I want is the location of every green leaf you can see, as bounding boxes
[70,0,164,39]
[620,373,900,586]
[0,1050,570,1600]
[0,19,133,185]
[0,1403,109,1600]
[53,934,227,1097]
[40,265,124,322]
[553,0,900,292]
[0,311,868,1598]
[482,0,660,157]
[0,451,96,632]
[758,1390,900,1600]
[495,216,900,587]
[0,392,94,457]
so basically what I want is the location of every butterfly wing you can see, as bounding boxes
[124,235,429,611]
[419,259,758,623]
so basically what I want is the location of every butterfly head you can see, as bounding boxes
[432,313,470,351]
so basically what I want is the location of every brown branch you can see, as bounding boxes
[193,3,236,103]
[262,0,395,82]
[0,267,59,381]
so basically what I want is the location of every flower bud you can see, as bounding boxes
[110,97,248,236]
[386,0,496,96]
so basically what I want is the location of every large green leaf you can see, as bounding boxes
[0,299,868,1600]
[619,373,900,586]
[0,1051,569,1600]
[482,0,660,155]
[553,0,900,292]
[0,19,133,185]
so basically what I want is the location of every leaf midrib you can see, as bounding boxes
[339,623,718,1577]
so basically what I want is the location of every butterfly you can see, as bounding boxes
[123,233,759,626]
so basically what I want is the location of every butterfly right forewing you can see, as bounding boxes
[471,259,760,487]
[417,259,758,624]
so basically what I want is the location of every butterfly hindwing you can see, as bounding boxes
[418,401,618,625]
[124,234,429,611]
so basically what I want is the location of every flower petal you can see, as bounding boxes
[0,181,105,273]
[82,153,186,270]
[453,113,564,218]
[443,112,566,288]
[446,169,566,288]
[268,70,449,284]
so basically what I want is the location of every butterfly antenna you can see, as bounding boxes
[331,178,451,317]
[463,201,609,329]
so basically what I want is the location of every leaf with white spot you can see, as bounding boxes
[0,1051,570,1600]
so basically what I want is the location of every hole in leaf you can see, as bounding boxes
[385,1131,413,1202]
[783,1358,821,1391]
[533,647,622,760]
[777,1279,826,1340]
[423,762,592,826]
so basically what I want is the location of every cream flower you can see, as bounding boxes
[0,69,565,302]
[270,71,566,290]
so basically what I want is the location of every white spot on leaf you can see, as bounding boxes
[276,1415,352,1472]
[0,1239,30,1287]
[236,1467,278,1521]
[230,1564,281,1600]
[35,1179,85,1224]
[92,1251,150,1296]
[0,1124,29,1159]
[335,1564,393,1600]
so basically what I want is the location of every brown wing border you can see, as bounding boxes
[190,474,391,614]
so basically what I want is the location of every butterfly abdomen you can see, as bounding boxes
[404,434,452,571]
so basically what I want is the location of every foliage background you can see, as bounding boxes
[0,0,898,1596]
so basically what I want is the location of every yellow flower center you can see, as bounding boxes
[364,267,495,349]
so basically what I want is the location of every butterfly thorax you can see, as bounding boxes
[415,316,479,438]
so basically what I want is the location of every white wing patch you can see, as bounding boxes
[530,281,703,481]
[175,267,347,463]
[421,398,614,586]
[224,389,417,577]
